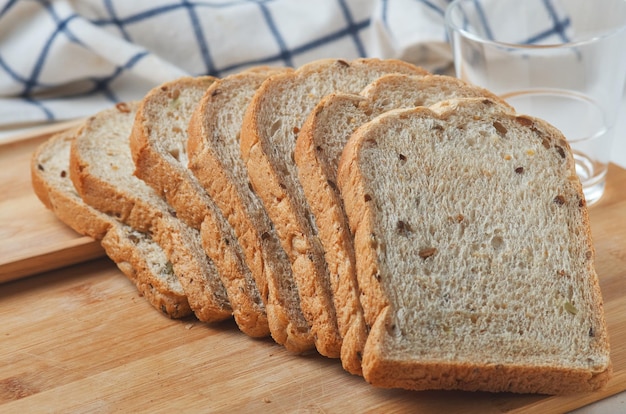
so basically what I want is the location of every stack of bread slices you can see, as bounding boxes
[31,58,611,395]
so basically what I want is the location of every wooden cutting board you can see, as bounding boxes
[0,123,105,283]
[1,127,625,412]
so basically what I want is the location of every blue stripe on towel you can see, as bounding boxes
[0,0,575,125]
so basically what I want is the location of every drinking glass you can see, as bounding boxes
[445,0,626,205]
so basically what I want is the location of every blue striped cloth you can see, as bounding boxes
[0,0,569,127]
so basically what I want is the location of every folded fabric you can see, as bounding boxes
[0,0,567,127]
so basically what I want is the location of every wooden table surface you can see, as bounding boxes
[1,129,626,413]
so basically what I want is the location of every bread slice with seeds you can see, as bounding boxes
[129,76,270,338]
[294,74,509,370]
[69,102,232,323]
[31,127,191,318]
[337,97,611,394]
[187,68,316,353]
[240,58,428,369]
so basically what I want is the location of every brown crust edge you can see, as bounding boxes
[129,77,269,338]
[68,104,233,324]
[240,75,343,358]
[32,129,192,319]
[188,73,315,352]
[295,94,369,375]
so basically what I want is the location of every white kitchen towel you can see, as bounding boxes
[0,0,570,127]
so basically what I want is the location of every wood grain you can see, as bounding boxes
[0,124,105,283]
[0,124,625,412]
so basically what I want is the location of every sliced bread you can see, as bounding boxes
[294,74,510,370]
[69,102,232,323]
[129,77,269,338]
[187,68,315,353]
[240,58,429,366]
[31,128,191,318]
[337,97,611,394]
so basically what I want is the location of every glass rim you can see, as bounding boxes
[444,0,626,49]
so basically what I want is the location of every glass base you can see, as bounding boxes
[575,152,607,206]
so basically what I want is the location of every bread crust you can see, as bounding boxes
[240,67,340,359]
[338,98,611,394]
[69,103,232,323]
[31,130,111,241]
[295,94,370,374]
[129,77,217,229]
[101,227,192,319]
[364,307,611,394]
[130,77,269,338]
[240,58,428,363]
[294,74,508,374]
[242,127,339,356]
[187,68,316,353]
[32,128,191,318]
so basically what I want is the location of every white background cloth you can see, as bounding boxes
[0,0,623,166]
[0,0,453,127]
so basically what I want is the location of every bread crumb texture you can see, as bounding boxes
[348,99,609,392]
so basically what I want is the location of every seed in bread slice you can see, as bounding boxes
[337,97,611,394]
[129,77,270,338]
[31,128,191,318]
[69,102,232,323]
[294,74,510,371]
[240,58,429,365]
[188,68,316,353]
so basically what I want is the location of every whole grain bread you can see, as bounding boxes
[129,77,269,338]
[187,68,315,353]
[31,128,191,318]
[294,74,510,371]
[69,102,232,323]
[337,97,611,394]
[240,58,428,368]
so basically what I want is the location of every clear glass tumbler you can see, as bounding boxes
[445,0,626,205]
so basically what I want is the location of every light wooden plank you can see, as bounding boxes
[0,124,104,283]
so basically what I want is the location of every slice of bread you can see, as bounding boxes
[240,58,429,366]
[187,68,316,353]
[69,102,232,323]
[31,128,191,318]
[130,77,269,338]
[337,97,611,394]
[294,74,510,372]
